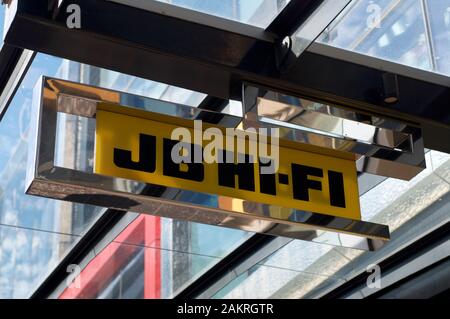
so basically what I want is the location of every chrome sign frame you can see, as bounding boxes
[26,77,396,251]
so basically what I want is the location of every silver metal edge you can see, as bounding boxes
[242,82,426,181]
[25,76,391,251]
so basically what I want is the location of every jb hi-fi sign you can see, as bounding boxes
[94,103,361,220]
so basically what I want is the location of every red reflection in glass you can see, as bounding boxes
[59,215,161,299]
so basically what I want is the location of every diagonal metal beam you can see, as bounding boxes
[267,0,326,36]
[0,45,35,121]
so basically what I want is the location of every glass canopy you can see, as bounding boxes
[0,0,449,299]
[154,0,292,28]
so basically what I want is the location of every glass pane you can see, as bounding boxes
[212,263,344,299]
[116,211,252,258]
[319,0,439,73]
[425,1,450,74]
[58,214,251,299]
[154,0,291,28]
[0,225,78,298]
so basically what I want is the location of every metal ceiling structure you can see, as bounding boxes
[2,0,450,154]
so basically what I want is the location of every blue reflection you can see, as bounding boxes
[0,54,101,298]
[321,0,450,75]
[320,0,450,75]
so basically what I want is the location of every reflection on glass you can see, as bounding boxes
[0,54,197,298]
[0,225,78,299]
[319,0,450,74]
[154,0,291,28]
[425,1,450,74]
[58,214,251,299]
[0,55,105,298]
[98,69,206,107]
[214,263,344,299]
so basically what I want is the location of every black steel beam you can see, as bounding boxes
[372,257,450,299]
[0,45,22,95]
[0,44,26,120]
[0,0,58,121]
[5,0,274,99]
[4,0,450,152]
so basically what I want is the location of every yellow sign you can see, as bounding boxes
[94,104,361,220]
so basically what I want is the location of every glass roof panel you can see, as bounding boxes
[318,0,450,76]
[0,225,79,298]
[154,0,291,28]
[57,214,251,299]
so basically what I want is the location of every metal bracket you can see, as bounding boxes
[242,83,426,181]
